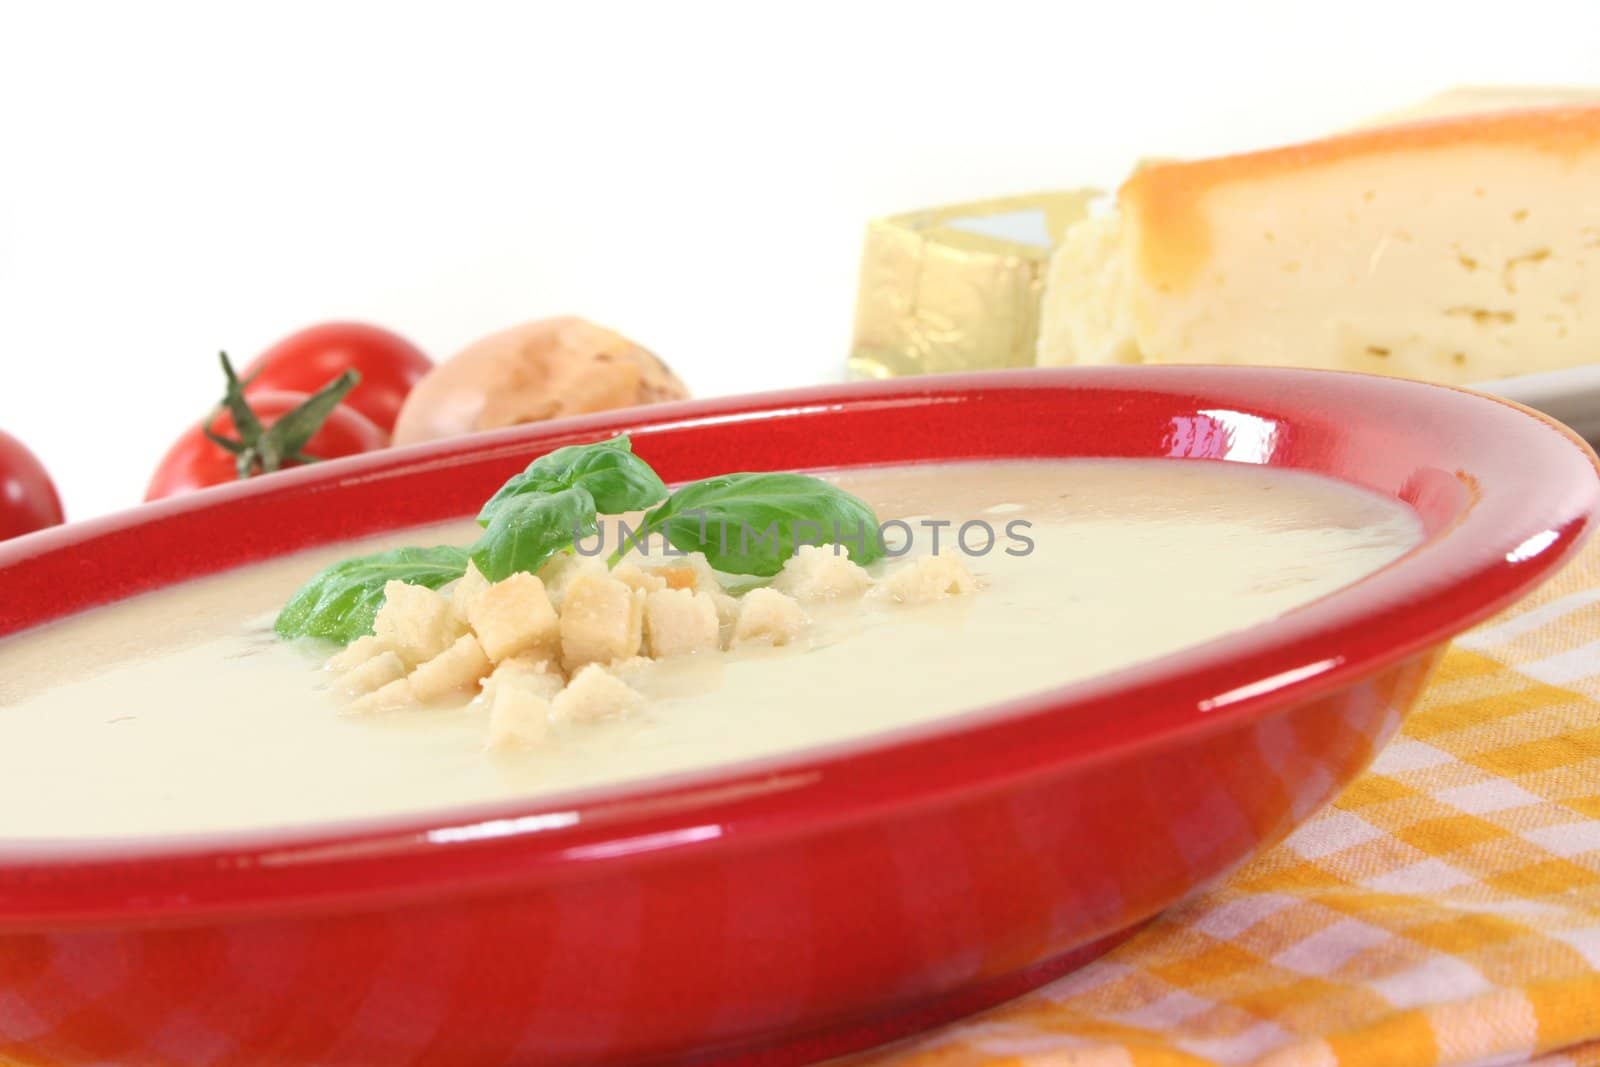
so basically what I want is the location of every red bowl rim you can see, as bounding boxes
[0,366,1595,928]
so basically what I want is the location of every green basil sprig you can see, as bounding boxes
[275,435,885,644]
[629,472,883,576]
[274,545,469,641]
[470,484,598,582]
[469,435,666,581]
[478,436,667,524]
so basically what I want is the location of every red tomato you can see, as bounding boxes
[145,390,388,501]
[0,429,64,542]
[242,323,431,434]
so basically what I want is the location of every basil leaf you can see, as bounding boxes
[274,545,470,642]
[478,435,667,525]
[641,473,883,576]
[470,484,599,582]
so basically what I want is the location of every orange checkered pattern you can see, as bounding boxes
[846,535,1600,1067]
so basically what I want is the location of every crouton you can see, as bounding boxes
[338,650,407,696]
[872,555,978,605]
[450,561,493,625]
[644,551,724,594]
[644,552,741,645]
[467,572,559,663]
[607,655,655,690]
[559,574,644,671]
[487,688,551,749]
[654,565,700,591]
[485,656,565,701]
[711,591,741,648]
[327,634,391,673]
[612,562,668,594]
[408,633,493,702]
[551,663,645,723]
[732,588,808,647]
[643,587,720,658]
[771,545,872,602]
[349,676,415,714]
[373,581,466,666]
[485,669,555,749]
[536,551,607,611]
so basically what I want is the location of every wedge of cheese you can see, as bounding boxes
[1037,104,1600,384]
[1356,86,1600,127]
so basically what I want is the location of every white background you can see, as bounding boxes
[2,1,1597,520]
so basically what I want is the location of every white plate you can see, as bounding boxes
[1475,367,1600,448]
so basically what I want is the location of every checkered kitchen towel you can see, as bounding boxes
[848,534,1600,1067]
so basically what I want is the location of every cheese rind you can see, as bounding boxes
[1039,105,1600,384]
[1356,87,1600,129]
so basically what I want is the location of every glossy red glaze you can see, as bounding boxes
[0,368,1595,1067]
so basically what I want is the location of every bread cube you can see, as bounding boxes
[536,551,607,611]
[559,574,644,671]
[467,572,559,663]
[652,564,699,591]
[772,545,872,602]
[487,687,551,749]
[348,676,415,714]
[327,634,391,673]
[612,562,668,594]
[872,555,978,605]
[450,561,493,625]
[374,581,466,666]
[643,588,720,658]
[682,552,726,591]
[732,588,808,647]
[484,667,556,750]
[408,633,493,703]
[485,656,565,701]
[607,655,656,690]
[338,650,408,696]
[640,551,721,593]
[551,663,645,723]
[712,592,741,648]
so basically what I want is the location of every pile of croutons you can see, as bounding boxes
[326,544,977,749]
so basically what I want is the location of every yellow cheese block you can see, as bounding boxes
[850,191,1097,379]
[1038,102,1600,384]
[1357,86,1600,127]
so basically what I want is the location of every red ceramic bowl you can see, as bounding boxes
[1,367,1596,1067]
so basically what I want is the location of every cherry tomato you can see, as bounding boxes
[0,429,64,542]
[242,323,431,434]
[145,389,388,501]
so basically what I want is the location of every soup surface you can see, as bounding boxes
[0,459,1422,840]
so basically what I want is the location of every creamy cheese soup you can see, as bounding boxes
[0,460,1422,839]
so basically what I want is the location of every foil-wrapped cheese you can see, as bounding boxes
[848,191,1096,379]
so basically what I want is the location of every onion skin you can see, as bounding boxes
[392,318,689,446]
